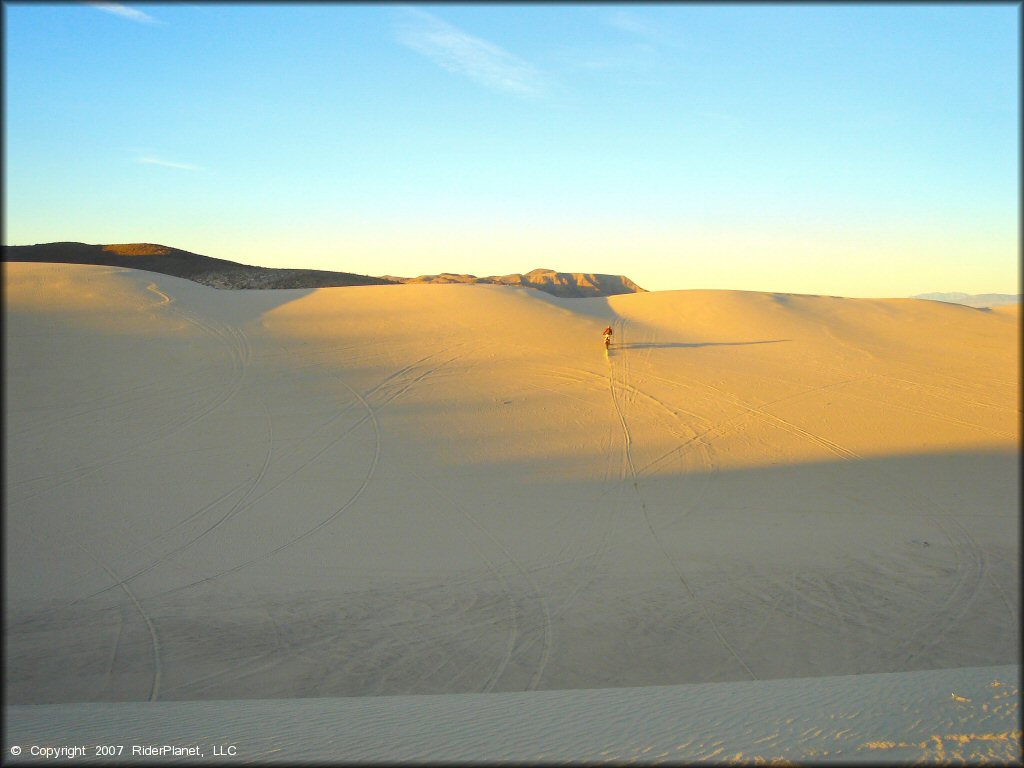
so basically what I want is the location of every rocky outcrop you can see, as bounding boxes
[387,267,645,297]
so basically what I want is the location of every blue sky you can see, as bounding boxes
[3,3,1019,295]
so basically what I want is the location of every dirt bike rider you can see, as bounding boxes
[603,324,613,347]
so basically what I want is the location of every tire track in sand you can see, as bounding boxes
[153,372,383,599]
[124,343,467,604]
[635,374,867,478]
[73,541,163,702]
[654,372,990,670]
[653,370,991,670]
[607,320,757,681]
[144,342,473,602]
[403,468,526,693]
[11,290,251,503]
[14,516,164,703]
[69,394,276,604]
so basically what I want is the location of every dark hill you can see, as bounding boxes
[2,242,394,289]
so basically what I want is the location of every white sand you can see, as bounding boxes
[5,666,1020,764]
[3,262,1020,760]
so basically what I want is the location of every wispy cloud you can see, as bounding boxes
[394,8,544,98]
[135,155,201,171]
[604,8,685,52]
[563,9,679,80]
[87,3,160,24]
[560,42,657,74]
[606,9,658,38]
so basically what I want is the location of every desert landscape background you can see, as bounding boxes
[2,242,645,297]
[3,257,1020,761]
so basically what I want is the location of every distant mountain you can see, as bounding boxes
[2,242,394,289]
[3,243,645,297]
[383,267,645,298]
[912,292,1021,308]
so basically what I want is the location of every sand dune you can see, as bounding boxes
[3,262,1019,760]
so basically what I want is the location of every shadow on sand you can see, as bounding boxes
[6,448,1016,703]
[614,339,791,351]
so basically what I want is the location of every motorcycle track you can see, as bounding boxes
[403,467,528,693]
[69,394,277,605]
[73,541,163,702]
[607,319,758,681]
[13,516,164,704]
[142,344,469,602]
[644,366,993,671]
[10,291,251,504]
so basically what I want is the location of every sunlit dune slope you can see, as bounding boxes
[259,281,1019,475]
[3,261,185,329]
[992,303,1020,318]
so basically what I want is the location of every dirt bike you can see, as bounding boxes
[603,333,612,350]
